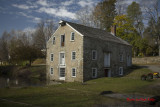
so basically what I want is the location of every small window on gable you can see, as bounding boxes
[70,32,75,41]
[92,68,97,78]
[72,51,76,60]
[119,67,123,75]
[92,50,97,60]
[53,36,55,44]
[120,54,123,62]
[61,35,65,46]
[50,67,53,75]
[72,68,76,77]
[50,53,54,61]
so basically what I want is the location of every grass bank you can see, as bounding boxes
[0,67,159,107]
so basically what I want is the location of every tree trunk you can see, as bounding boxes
[159,45,160,56]
[29,59,32,66]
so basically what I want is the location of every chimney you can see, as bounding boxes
[111,25,116,36]
[59,20,66,26]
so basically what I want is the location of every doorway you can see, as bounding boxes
[104,69,111,77]
[59,68,65,80]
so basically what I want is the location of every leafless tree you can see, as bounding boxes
[0,31,10,64]
[75,6,100,28]
[144,0,160,56]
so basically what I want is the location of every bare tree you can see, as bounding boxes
[0,31,10,64]
[32,19,54,57]
[116,0,126,15]
[75,6,99,28]
[145,0,160,56]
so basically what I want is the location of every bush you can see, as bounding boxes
[147,73,153,79]
[153,72,159,78]
[141,74,147,80]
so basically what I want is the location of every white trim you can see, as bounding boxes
[59,52,65,66]
[66,23,84,37]
[92,68,97,78]
[59,67,65,80]
[70,32,75,41]
[47,25,61,43]
[92,50,97,60]
[50,53,54,62]
[50,67,54,75]
[71,68,76,77]
[119,67,123,75]
[71,51,76,60]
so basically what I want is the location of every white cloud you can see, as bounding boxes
[38,7,76,19]
[57,8,76,19]
[18,12,41,23]
[12,4,30,10]
[61,0,74,6]
[36,0,48,6]
[23,27,35,33]
[12,4,37,10]
[38,7,56,14]
[78,0,95,7]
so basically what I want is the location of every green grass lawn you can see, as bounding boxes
[0,68,159,107]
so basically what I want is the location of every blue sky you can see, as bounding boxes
[0,0,159,36]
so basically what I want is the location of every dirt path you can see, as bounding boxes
[0,98,40,107]
[143,65,160,73]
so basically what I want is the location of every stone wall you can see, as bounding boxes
[46,24,84,82]
[83,36,132,81]
[132,57,160,64]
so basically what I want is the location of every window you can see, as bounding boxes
[71,51,76,60]
[92,68,97,78]
[50,67,53,75]
[92,50,97,60]
[53,36,55,44]
[72,68,76,77]
[120,54,123,62]
[50,53,54,61]
[60,53,65,65]
[61,35,65,46]
[119,67,123,75]
[70,32,75,41]
[104,53,110,67]
[60,68,65,77]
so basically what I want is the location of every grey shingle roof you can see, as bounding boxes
[63,20,131,46]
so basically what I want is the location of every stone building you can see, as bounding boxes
[46,20,132,82]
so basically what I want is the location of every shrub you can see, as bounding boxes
[147,73,153,79]
[153,72,159,78]
[141,74,147,80]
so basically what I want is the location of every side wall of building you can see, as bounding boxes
[46,25,84,82]
[83,36,132,81]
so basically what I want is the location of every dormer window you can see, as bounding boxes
[70,32,75,41]
[61,35,65,46]
[53,36,55,44]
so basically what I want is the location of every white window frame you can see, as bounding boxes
[71,68,76,77]
[70,32,75,41]
[92,50,97,60]
[71,51,76,60]
[50,67,53,75]
[119,54,123,62]
[119,67,123,75]
[92,68,97,78]
[53,36,55,44]
[50,53,54,62]
[59,52,65,66]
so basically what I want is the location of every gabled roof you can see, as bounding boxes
[60,20,131,46]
